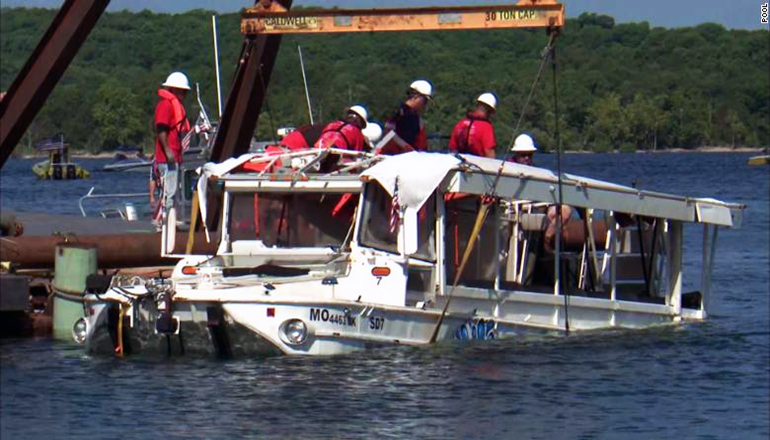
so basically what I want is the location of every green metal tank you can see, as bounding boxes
[52,244,97,341]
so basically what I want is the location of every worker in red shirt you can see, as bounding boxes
[280,125,325,151]
[381,80,432,155]
[448,93,498,159]
[153,71,190,223]
[313,106,369,172]
[315,105,369,151]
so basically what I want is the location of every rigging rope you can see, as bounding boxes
[505,32,557,157]
[490,31,557,194]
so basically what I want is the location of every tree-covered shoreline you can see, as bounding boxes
[1,8,768,155]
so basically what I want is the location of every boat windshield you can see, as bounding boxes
[358,182,436,261]
[358,183,398,254]
[228,192,355,248]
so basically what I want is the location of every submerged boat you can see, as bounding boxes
[74,149,744,356]
[31,135,90,179]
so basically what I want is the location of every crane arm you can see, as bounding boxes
[241,1,564,35]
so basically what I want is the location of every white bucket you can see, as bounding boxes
[125,203,138,221]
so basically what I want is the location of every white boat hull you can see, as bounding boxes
[82,285,699,357]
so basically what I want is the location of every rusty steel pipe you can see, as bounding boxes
[0,232,217,270]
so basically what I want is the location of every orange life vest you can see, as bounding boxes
[157,89,191,134]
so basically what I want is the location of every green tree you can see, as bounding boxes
[92,80,145,150]
[627,93,668,150]
[587,93,629,151]
[724,109,748,148]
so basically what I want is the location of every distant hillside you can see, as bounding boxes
[1,8,768,153]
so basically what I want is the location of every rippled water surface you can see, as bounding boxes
[1,153,768,439]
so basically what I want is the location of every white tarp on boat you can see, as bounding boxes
[361,152,460,210]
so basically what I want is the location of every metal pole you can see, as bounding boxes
[298,45,314,125]
[212,15,223,119]
[552,41,569,334]
[705,226,719,313]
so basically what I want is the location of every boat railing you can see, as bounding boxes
[213,148,382,182]
[78,186,147,219]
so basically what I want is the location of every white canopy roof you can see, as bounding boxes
[361,152,744,227]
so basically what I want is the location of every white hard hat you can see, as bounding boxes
[276,127,295,138]
[512,134,537,152]
[477,92,497,111]
[347,105,368,127]
[362,123,383,146]
[410,80,433,99]
[162,72,191,91]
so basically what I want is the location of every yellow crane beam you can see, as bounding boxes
[241,1,565,36]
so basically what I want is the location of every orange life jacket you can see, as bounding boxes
[157,89,191,134]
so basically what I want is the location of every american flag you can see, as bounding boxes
[194,108,213,135]
[182,110,213,151]
[181,130,193,151]
[389,177,400,234]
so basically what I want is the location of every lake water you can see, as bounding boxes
[1,153,768,439]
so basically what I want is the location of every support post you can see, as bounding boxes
[608,211,618,301]
[494,204,502,291]
[668,220,683,314]
[507,204,520,283]
[585,208,602,289]
[701,225,719,313]
[436,193,446,298]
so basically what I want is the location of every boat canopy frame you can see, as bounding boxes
[448,156,744,228]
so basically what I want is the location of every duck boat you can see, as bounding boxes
[31,135,90,180]
[74,149,745,356]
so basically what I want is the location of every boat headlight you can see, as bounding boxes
[72,317,89,344]
[282,319,307,345]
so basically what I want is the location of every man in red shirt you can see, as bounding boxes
[314,105,368,151]
[313,106,369,172]
[153,71,190,223]
[280,124,324,151]
[381,80,432,155]
[448,93,498,159]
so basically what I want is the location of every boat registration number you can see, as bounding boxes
[369,316,386,331]
[309,308,356,327]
